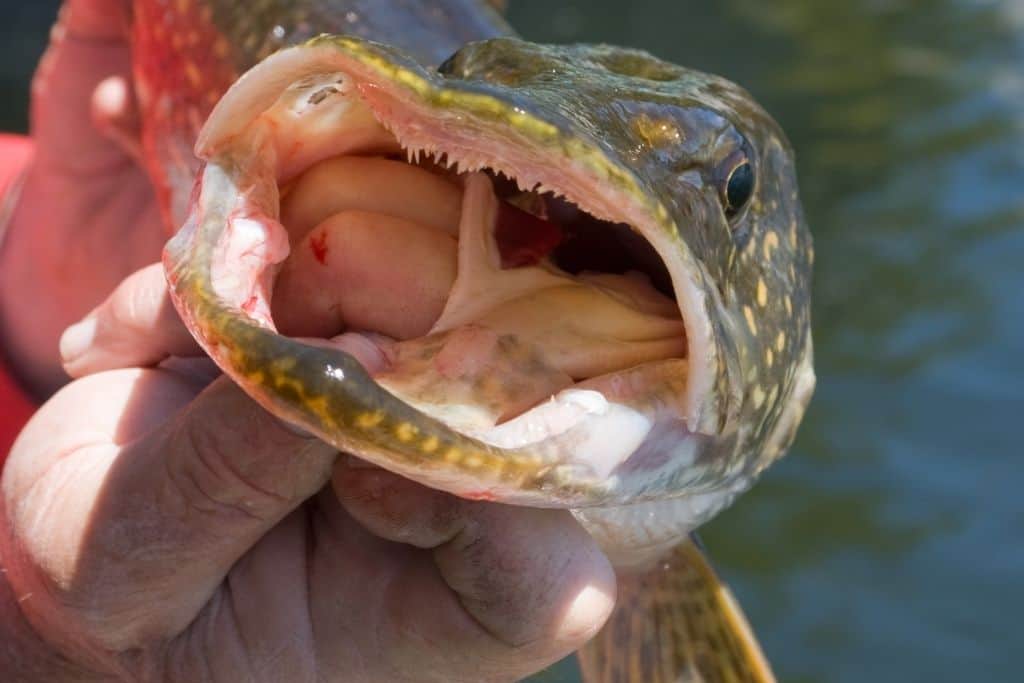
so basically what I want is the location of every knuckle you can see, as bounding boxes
[169,414,292,525]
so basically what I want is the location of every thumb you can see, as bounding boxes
[82,332,387,642]
[60,263,200,377]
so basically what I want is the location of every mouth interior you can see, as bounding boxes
[210,66,692,476]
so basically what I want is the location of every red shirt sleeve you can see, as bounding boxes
[0,134,37,462]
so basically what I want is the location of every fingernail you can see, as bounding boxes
[59,316,97,363]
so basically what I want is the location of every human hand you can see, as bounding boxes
[0,263,615,682]
[0,0,163,397]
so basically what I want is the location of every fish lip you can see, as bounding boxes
[195,35,723,438]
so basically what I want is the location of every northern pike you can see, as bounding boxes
[129,1,816,680]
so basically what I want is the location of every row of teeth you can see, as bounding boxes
[392,128,569,204]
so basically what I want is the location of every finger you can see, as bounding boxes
[32,2,134,173]
[92,75,144,165]
[65,0,131,40]
[60,263,200,376]
[334,464,616,676]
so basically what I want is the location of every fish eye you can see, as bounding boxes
[722,158,754,218]
[724,152,757,219]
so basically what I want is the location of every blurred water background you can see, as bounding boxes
[2,1,1022,681]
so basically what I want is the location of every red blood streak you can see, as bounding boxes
[495,201,564,269]
[310,231,329,264]
[463,491,498,502]
[241,296,258,314]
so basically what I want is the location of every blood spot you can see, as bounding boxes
[495,201,563,269]
[463,491,498,502]
[310,231,329,264]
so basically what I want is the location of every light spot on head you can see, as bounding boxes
[763,231,779,259]
[776,331,786,352]
[756,279,768,307]
[745,364,758,382]
[743,305,758,336]
[631,114,682,148]
[752,385,766,409]
[766,348,774,367]
[784,295,793,315]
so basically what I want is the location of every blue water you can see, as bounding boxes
[3,1,1022,681]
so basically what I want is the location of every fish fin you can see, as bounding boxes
[577,536,775,683]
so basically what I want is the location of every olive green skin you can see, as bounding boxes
[203,0,511,66]
[166,33,814,512]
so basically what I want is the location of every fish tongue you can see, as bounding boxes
[374,327,574,432]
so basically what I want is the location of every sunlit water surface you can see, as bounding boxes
[3,2,1021,681]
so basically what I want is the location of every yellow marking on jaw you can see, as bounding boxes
[743,306,758,336]
[355,411,385,430]
[420,435,440,453]
[272,356,298,373]
[756,279,768,307]
[464,454,484,468]
[246,370,266,386]
[444,448,463,463]
[395,422,419,443]
[303,395,336,428]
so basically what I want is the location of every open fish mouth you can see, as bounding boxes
[165,36,723,508]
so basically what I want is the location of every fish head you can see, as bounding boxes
[172,35,815,515]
